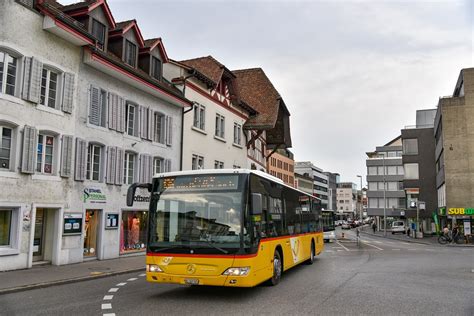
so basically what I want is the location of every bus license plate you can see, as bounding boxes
[184,278,199,285]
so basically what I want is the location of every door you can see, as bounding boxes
[84,210,100,257]
[33,208,46,262]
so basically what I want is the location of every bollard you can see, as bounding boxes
[342,232,344,239]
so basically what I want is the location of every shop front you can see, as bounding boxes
[82,187,106,259]
[447,208,473,239]
[120,188,150,255]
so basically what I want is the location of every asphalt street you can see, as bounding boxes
[1,228,473,316]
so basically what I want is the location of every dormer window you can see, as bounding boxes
[151,56,162,81]
[91,19,106,50]
[124,40,137,67]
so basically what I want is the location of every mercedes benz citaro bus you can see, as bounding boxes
[127,169,324,287]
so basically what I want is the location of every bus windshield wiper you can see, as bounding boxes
[149,244,188,252]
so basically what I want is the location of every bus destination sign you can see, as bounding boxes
[163,175,239,191]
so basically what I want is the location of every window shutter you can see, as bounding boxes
[164,159,171,172]
[115,147,124,185]
[139,106,146,139]
[61,73,75,113]
[60,135,73,177]
[166,116,173,146]
[106,146,116,184]
[22,57,42,103]
[117,96,125,133]
[108,93,118,131]
[133,106,139,137]
[74,138,87,181]
[21,125,37,174]
[147,108,153,141]
[147,155,153,181]
[89,86,100,125]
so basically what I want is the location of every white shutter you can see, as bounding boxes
[147,108,153,141]
[22,57,42,103]
[115,147,124,185]
[74,138,87,181]
[139,106,146,139]
[22,57,32,100]
[21,125,37,174]
[166,116,173,146]
[147,155,153,181]
[133,106,139,137]
[164,159,172,172]
[108,93,120,131]
[60,135,73,177]
[117,97,125,133]
[106,146,116,184]
[61,73,75,113]
[89,85,100,125]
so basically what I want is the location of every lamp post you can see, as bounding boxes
[383,155,387,237]
[357,175,363,221]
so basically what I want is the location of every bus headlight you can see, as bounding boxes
[146,264,163,273]
[222,267,250,276]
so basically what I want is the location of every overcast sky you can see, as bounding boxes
[66,0,473,187]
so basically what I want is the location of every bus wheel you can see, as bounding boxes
[306,241,315,265]
[268,250,282,286]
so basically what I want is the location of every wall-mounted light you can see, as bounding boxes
[131,142,137,147]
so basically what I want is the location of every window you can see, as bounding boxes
[387,166,397,175]
[403,139,418,155]
[151,57,162,81]
[40,68,59,108]
[153,157,163,174]
[153,112,165,143]
[123,152,136,185]
[377,166,384,175]
[124,40,137,67]
[36,134,54,174]
[283,162,288,171]
[126,103,138,136]
[233,165,241,169]
[192,154,204,170]
[404,163,419,180]
[86,144,101,181]
[368,198,378,208]
[193,104,205,130]
[233,123,241,145]
[214,160,224,169]
[368,166,377,175]
[0,51,17,96]
[397,166,404,175]
[387,182,397,191]
[0,126,12,169]
[277,160,282,169]
[0,209,12,246]
[91,19,106,50]
[215,114,225,138]
[368,182,377,191]
[89,87,107,127]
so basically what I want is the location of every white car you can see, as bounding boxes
[391,221,406,234]
[324,230,336,242]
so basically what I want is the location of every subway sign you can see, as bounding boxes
[448,208,474,216]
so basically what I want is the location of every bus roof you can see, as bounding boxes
[153,169,321,201]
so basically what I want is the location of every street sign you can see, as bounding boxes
[400,211,405,216]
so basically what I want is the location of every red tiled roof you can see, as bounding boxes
[59,0,96,11]
[233,68,283,129]
[112,19,135,31]
[180,56,226,86]
[144,38,162,48]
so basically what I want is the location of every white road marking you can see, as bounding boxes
[336,241,350,251]
[139,273,146,277]
[374,241,383,244]
[108,288,119,293]
[103,295,114,300]
[101,303,112,310]
[127,277,138,281]
[337,249,344,252]
[401,242,410,245]
[325,250,334,252]
[116,282,127,286]
[363,242,384,250]
[103,314,116,316]
[407,248,417,251]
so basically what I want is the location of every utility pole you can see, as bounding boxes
[357,175,363,221]
[383,155,387,237]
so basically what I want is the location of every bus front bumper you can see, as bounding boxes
[146,271,259,287]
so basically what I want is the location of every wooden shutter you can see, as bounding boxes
[166,116,173,146]
[139,154,146,183]
[108,92,119,131]
[147,108,153,141]
[60,135,73,177]
[139,106,146,139]
[133,105,139,137]
[74,138,87,181]
[148,155,153,181]
[115,147,124,185]
[61,73,75,113]
[21,125,37,174]
[22,57,42,103]
[106,146,116,184]
[117,97,125,132]
[89,86,100,125]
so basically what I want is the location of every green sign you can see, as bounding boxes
[83,188,106,203]
[439,207,446,216]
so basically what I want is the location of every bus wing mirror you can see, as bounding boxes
[126,183,152,207]
[251,193,262,215]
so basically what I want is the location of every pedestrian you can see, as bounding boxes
[406,226,410,237]
[372,222,377,234]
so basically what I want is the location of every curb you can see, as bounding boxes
[360,230,431,245]
[0,267,145,295]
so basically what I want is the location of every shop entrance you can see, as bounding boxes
[33,208,56,263]
[84,210,101,258]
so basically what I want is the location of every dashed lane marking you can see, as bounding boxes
[101,303,112,310]
[336,241,350,251]
[103,295,114,300]
[116,282,127,286]
[108,288,119,293]
[139,273,146,277]
[337,249,344,252]
[103,314,116,316]
[407,249,417,251]
[362,242,384,250]
[127,277,138,281]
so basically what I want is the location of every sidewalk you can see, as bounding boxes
[359,226,474,247]
[0,254,145,295]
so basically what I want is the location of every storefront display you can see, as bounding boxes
[84,210,99,257]
[121,211,148,254]
[0,209,12,246]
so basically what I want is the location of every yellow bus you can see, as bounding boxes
[127,169,324,287]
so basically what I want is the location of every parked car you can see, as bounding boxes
[341,221,351,230]
[391,221,406,234]
[324,230,337,242]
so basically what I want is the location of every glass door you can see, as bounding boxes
[84,210,100,257]
[33,208,46,261]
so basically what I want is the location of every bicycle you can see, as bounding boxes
[438,233,464,245]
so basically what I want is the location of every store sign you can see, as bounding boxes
[439,208,446,216]
[448,208,474,216]
[63,213,82,235]
[105,213,119,229]
[83,188,106,204]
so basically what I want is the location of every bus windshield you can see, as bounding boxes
[148,174,245,254]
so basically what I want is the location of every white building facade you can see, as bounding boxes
[336,183,357,219]
[0,0,189,271]
[294,161,329,209]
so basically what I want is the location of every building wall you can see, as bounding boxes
[295,161,329,208]
[336,184,356,217]
[267,150,295,187]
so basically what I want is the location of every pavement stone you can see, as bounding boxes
[0,254,145,295]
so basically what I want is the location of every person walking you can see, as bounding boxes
[372,222,377,234]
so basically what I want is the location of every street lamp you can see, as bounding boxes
[357,175,363,221]
[382,155,387,237]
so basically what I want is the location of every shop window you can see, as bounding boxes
[40,68,59,109]
[36,133,56,174]
[0,126,12,170]
[0,51,18,96]
[84,210,99,257]
[0,209,12,246]
[120,211,148,253]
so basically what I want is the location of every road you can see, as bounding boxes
[1,229,473,316]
